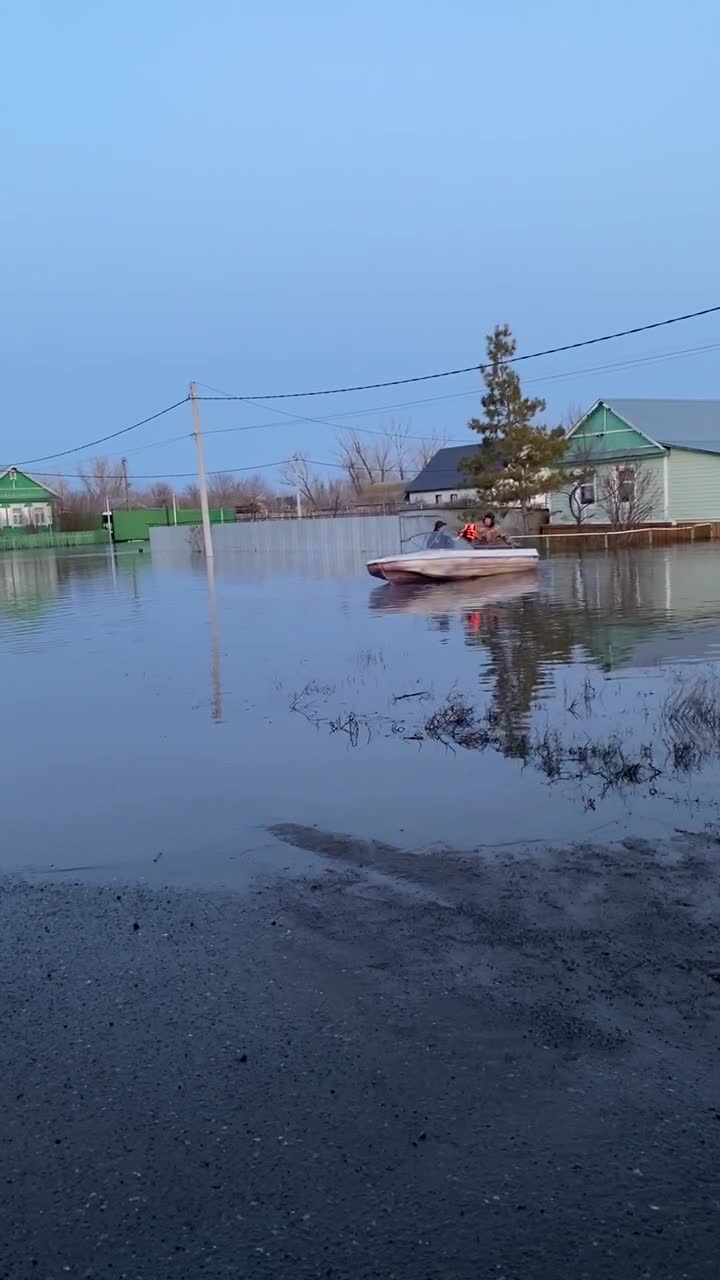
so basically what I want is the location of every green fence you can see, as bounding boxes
[111,508,235,542]
[0,529,108,552]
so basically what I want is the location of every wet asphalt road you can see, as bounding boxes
[1,827,719,1279]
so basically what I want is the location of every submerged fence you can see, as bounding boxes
[516,523,719,554]
[0,529,108,553]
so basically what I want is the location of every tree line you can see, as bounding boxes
[40,423,448,521]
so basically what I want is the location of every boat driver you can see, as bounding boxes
[425,520,455,549]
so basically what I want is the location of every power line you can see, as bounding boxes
[18,398,189,467]
[195,304,720,401]
[11,307,720,471]
[20,331,719,479]
[121,431,194,458]
[33,458,343,481]
[197,338,720,443]
[11,306,720,475]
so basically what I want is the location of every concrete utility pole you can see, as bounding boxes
[121,458,131,510]
[103,496,113,547]
[189,382,214,560]
[293,454,303,519]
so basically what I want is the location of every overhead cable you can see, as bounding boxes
[195,305,720,401]
[18,398,189,466]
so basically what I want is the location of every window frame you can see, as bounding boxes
[617,466,635,505]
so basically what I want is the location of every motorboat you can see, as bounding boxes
[367,541,539,585]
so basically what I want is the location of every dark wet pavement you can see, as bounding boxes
[2,826,719,1278]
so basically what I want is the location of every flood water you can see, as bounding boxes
[2,542,720,884]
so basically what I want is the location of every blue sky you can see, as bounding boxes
[2,0,720,489]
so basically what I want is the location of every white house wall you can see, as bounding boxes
[548,456,667,525]
[666,448,720,521]
[406,488,477,507]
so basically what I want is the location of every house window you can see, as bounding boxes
[11,507,25,526]
[618,467,635,504]
[579,481,595,506]
[434,494,442,505]
[449,493,458,504]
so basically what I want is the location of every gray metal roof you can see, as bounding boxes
[603,398,720,455]
[405,445,480,493]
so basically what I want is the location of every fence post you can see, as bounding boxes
[691,526,695,543]
[649,528,653,547]
[604,533,609,550]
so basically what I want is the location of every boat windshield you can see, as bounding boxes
[420,532,476,552]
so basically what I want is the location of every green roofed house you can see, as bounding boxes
[549,399,720,524]
[0,467,59,529]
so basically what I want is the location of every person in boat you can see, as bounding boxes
[425,520,455,549]
[458,521,478,545]
[476,512,509,545]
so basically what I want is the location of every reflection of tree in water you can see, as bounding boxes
[455,552,672,752]
[461,595,591,756]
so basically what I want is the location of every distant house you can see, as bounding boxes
[404,446,482,506]
[404,445,547,522]
[549,399,720,525]
[0,468,59,528]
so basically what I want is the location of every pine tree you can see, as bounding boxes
[462,324,571,530]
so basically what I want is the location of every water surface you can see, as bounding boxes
[2,543,720,883]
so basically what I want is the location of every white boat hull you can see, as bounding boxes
[367,547,539,585]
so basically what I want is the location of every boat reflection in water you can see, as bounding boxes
[368,574,539,616]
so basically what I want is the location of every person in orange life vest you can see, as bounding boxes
[458,522,478,545]
[476,512,509,545]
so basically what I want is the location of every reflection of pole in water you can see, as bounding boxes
[103,495,118,585]
[206,557,223,723]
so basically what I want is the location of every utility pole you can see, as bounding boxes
[293,454,302,520]
[103,496,113,547]
[189,382,214,560]
[121,458,131,510]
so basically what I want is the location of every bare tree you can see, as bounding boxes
[233,473,275,515]
[556,431,598,527]
[336,423,449,494]
[77,456,127,508]
[181,483,200,507]
[596,462,660,529]
[410,430,449,471]
[280,454,351,515]
[559,402,589,432]
[147,482,174,508]
[206,471,241,507]
[336,433,396,494]
[38,473,72,504]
